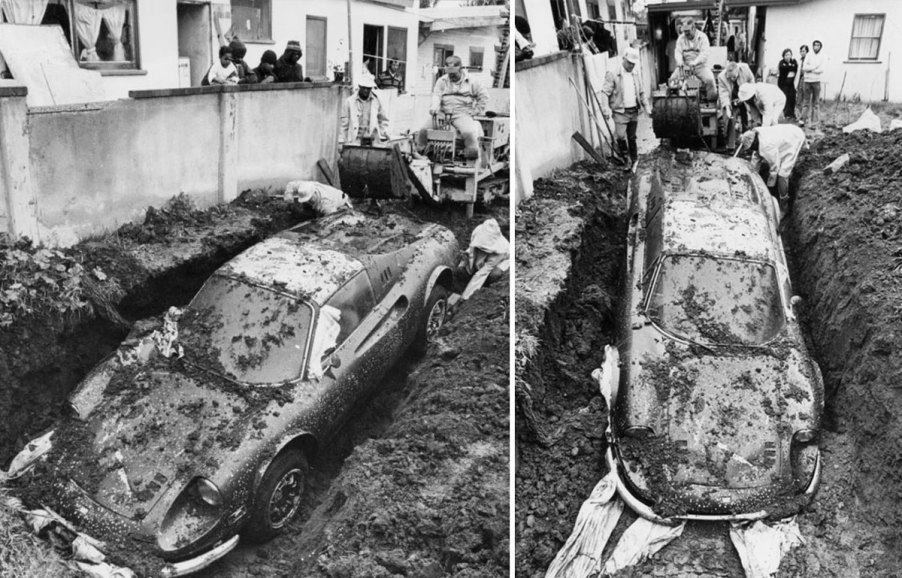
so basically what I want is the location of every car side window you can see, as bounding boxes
[325,272,377,346]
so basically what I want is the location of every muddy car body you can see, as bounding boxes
[16,211,458,575]
[609,149,823,522]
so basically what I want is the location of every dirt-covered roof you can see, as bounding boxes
[662,197,776,261]
[218,236,363,304]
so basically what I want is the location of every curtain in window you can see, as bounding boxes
[850,15,884,60]
[0,0,49,24]
[101,4,126,61]
[74,3,102,61]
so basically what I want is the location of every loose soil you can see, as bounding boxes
[2,195,508,577]
[517,118,902,577]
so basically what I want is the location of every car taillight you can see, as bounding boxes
[195,478,223,507]
[793,429,818,444]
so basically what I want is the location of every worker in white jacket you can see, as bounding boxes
[740,124,807,216]
[738,82,786,128]
[460,218,509,303]
[283,180,352,216]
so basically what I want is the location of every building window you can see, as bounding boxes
[468,47,484,71]
[306,16,327,79]
[363,24,407,87]
[31,0,139,70]
[848,14,884,61]
[230,0,272,43]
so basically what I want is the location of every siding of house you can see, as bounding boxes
[414,27,500,95]
[766,0,902,102]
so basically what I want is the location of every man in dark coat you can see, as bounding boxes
[229,38,258,84]
[254,50,278,84]
[274,40,309,82]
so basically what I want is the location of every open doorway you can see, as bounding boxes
[177,1,211,87]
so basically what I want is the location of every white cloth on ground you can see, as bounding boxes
[729,518,803,578]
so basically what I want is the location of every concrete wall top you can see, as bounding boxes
[766,0,902,102]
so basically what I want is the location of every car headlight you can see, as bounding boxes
[793,429,818,444]
[195,478,223,507]
[623,426,655,439]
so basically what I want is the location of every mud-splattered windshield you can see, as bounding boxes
[646,255,785,345]
[179,276,312,384]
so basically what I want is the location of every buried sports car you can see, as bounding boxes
[604,149,823,522]
[11,210,458,575]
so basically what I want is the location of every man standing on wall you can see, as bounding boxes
[601,48,650,172]
[339,77,390,150]
[421,55,489,159]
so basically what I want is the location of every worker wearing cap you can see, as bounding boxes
[670,17,717,100]
[339,76,390,150]
[460,218,509,304]
[738,82,787,127]
[601,47,650,170]
[283,180,352,217]
[274,40,308,83]
[739,124,806,216]
[423,54,489,158]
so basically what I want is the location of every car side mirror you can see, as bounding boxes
[330,355,342,369]
[790,295,804,315]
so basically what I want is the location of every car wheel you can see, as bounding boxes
[411,284,450,356]
[244,450,308,542]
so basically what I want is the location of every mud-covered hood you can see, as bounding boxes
[662,354,786,489]
[73,369,249,519]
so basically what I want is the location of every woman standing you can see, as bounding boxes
[796,45,809,121]
[778,48,799,120]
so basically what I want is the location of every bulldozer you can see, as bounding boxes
[338,112,510,218]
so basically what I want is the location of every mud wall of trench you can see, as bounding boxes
[780,130,902,575]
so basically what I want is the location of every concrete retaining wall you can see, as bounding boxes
[0,82,346,246]
[515,52,592,203]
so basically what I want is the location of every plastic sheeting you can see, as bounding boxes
[843,107,883,134]
[603,517,686,574]
[544,472,624,578]
[730,518,803,578]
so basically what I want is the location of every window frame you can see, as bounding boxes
[305,15,328,79]
[230,0,273,44]
[847,13,885,62]
[50,0,142,72]
[324,271,377,349]
[468,46,484,72]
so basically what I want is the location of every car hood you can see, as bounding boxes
[662,353,786,489]
[71,367,250,519]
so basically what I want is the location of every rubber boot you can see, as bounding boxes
[617,138,631,171]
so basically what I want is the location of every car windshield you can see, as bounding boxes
[179,275,312,384]
[646,255,785,346]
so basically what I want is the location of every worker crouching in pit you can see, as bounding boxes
[739,124,807,222]
[601,48,650,172]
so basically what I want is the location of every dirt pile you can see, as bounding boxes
[515,163,629,577]
[777,127,902,576]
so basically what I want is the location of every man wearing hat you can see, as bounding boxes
[670,17,716,100]
[422,55,489,159]
[282,180,352,217]
[274,40,309,83]
[254,50,278,84]
[739,124,806,217]
[229,38,258,84]
[738,82,786,127]
[601,47,650,170]
[339,76,390,149]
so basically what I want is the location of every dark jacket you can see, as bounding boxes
[253,64,276,84]
[778,58,798,89]
[234,59,258,84]
[274,55,305,83]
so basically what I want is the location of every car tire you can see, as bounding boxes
[411,284,450,357]
[244,450,308,542]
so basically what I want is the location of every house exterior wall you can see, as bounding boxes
[414,26,500,95]
[766,0,902,102]
[518,0,560,57]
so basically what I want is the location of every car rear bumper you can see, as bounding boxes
[605,444,821,523]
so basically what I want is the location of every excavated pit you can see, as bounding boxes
[517,129,902,576]
[2,194,509,577]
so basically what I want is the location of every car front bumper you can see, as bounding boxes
[159,534,240,577]
[605,444,822,524]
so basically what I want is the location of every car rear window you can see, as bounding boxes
[646,255,785,345]
[180,276,312,384]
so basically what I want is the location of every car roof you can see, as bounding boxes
[218,236,364,305]
[657,153,778,262]
[283,211,433,255]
